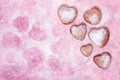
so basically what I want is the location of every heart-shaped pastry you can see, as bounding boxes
[58,4,77,25]
[83,6,102,25]
[70,23,87,41]
[88,27,109,48]
[93,52,111,69]
[80,44,93,57]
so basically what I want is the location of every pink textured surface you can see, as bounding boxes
[0,0,120,80]
[13,16,29,32]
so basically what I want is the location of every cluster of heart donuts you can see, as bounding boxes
[57,4,111,69]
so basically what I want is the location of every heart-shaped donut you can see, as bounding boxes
[88,27,109,48]
[58,4,77,25]
[80,44,93,57]
[93,52,111,69]
[83,6,102,25]
[70,23,87,41]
